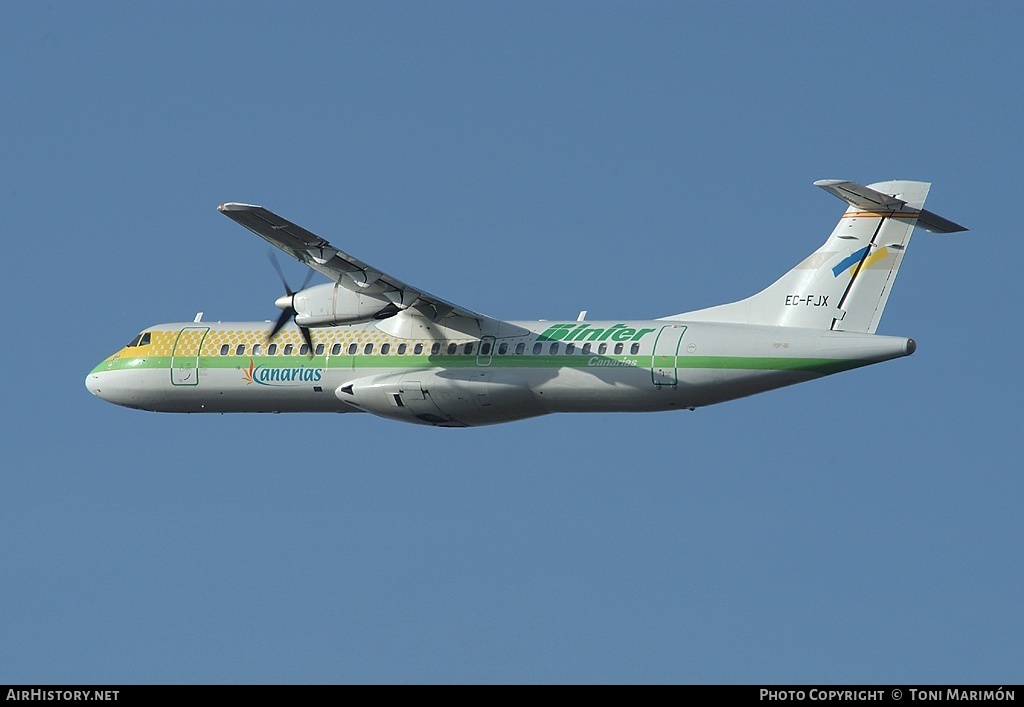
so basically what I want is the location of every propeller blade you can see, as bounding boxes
[267,251,294,295]
[299,326,314,357]
[268,308,292,341]
[265,250,318,353]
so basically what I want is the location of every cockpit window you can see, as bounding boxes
[126,332,151,347]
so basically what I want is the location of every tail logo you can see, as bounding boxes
[832,246,890,279]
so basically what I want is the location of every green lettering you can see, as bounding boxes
[577,328,605,341]
[565,325,590,341]
[566,324,588,341]
[632,328,656,340]
[537,324,574,341]
[597,324,627,341]
[611,327,636,341]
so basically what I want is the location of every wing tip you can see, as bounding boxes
[218,202,262,213]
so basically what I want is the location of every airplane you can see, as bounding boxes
[85,179,965,427]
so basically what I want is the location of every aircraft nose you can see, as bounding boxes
[85,372,102,397]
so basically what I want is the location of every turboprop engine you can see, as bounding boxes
[286,282,400,327]
[265,254,402,351]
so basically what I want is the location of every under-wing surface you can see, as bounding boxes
[86,180,965,427]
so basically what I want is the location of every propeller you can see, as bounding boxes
[267,252,316,355]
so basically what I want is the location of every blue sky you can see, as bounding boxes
[3,1,1021,683]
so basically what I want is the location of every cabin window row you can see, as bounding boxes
[217,340,641,357]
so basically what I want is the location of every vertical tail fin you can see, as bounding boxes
[667,179,966,333]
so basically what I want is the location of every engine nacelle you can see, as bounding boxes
[291,282,399,326]
[337,369,546,427]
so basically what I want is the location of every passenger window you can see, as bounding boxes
[498,342,508,355]
[414,343,424,355]
[614,343,623,354]
[447,342,457,355]
[430,343,440,355]
[533,342,542,355]
[565,343,575,355]
[220,344,229,356]
[381,343,391,355]
[515,343,525,355]
[348,343,358,355]
[268,343,277,355]
[398,343,407,355]
[315,343,325,356]
[582,343,591,355]
[331,343,341,356]
[253,343,263,356]
[236,344,246,356]
[549,343,559,355]
[598,343,607,354]
[284,344,294,356]
[464,342,474,355]
[631,343,640,355]
[299,344,309,356]
[481,342,492,356]
[364,343,374,355]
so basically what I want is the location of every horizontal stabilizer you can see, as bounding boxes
[814,180,909,211]
[915,209,967,233]
[814,179,967,233]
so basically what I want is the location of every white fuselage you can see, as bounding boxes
[86,319,914,427]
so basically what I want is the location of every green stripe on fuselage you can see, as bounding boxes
[97,354,863,375]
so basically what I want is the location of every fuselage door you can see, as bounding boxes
[651,325,687,388]
[171,326,210,386]
[476,336,495,367]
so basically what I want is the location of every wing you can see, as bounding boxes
[219,203,516,334]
